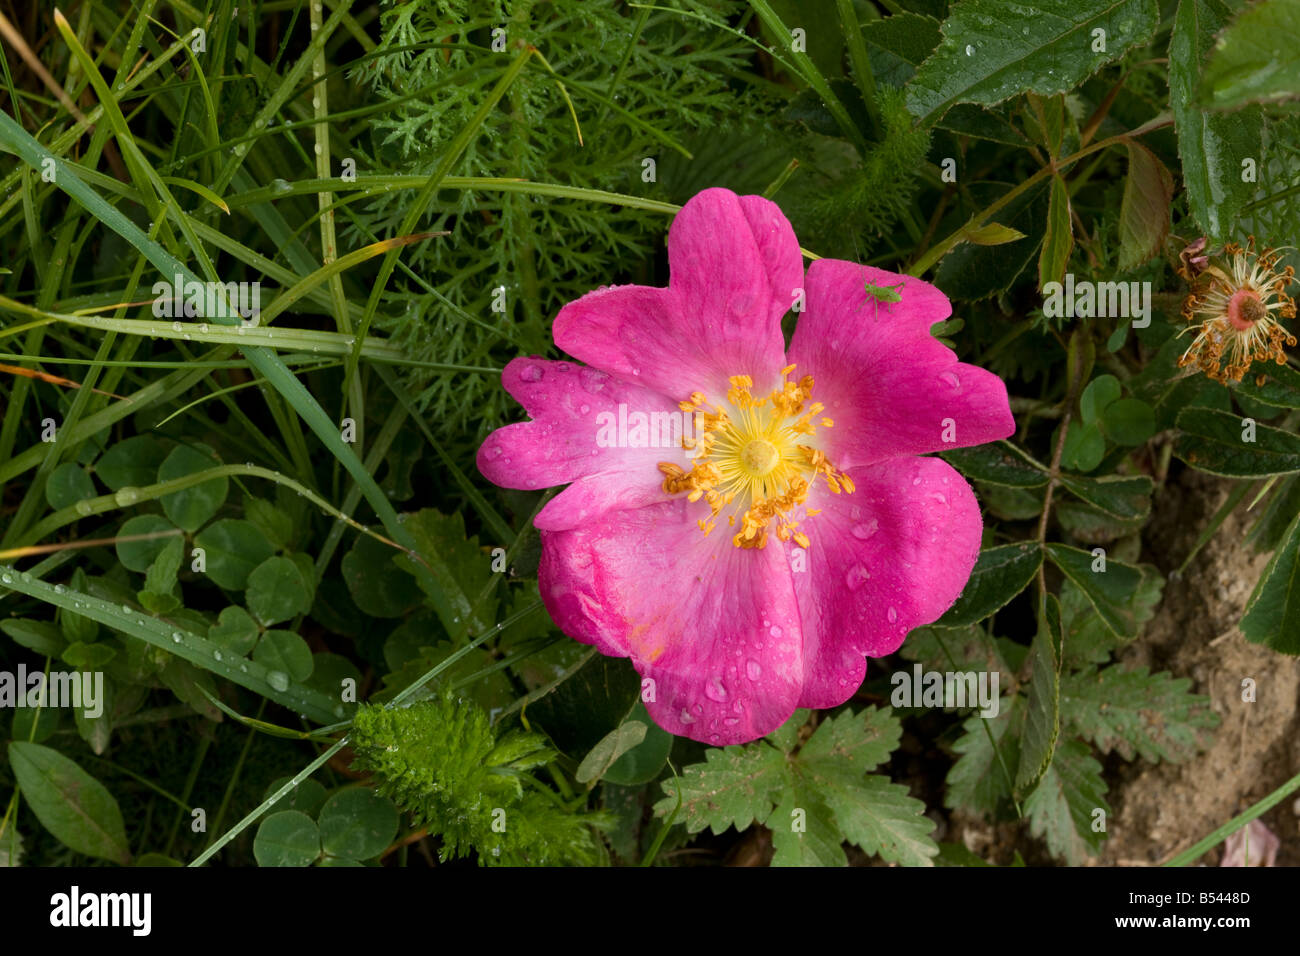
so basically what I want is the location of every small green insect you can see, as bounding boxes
[856,277,904,312]
[865,279,904,302]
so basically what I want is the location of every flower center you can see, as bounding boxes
[657,366,852,550]
[740,439,779,476]
[1227,288,1265,330]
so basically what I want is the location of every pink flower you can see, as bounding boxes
[477,188,1014,745]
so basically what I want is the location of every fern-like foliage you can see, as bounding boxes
[344,0,769,436]
[349,695,606,866]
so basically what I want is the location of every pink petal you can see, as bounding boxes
[792,456,982,708]
[476,357,689,494]
[553,189,801,400]
[538,498,804,744]
[788,259,1015,469]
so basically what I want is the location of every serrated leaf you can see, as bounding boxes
[396,508,498,640]
[1240,509,1300,653]
[944,696,1022,815]
[905,0,1159,124]
[1199,0,1300,110]
[1016,595,1061,796]
[937,542,1042,627]
[1061,665,1218,761]
[941,440,1048,487]
[1174,406,1300,476]
[1119,141,1175,269]
[1234,362,1300,409]
[1039,173,1073,287]
[1171,0,1267,241]
[1059,473,1154,520]
[1023,739,1109,865]
[654,744,787,835]
[7,741,130,864]
[770,787,846,867]
[1044,543,1157,639]
[820,774,938,867]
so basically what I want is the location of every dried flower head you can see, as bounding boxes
[1178,238,1297,384]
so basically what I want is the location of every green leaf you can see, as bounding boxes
[1038,173,1073,288]
[318,788,399,861]
[1061,421,1106,471]
[95,435,169,490]
[246,556,313,626]
[945,696,1022,815]
[45,462,96,511]
[576,721,648,785]
[1,619,65,657]
[1118,141,1175,269]
[654,745,787,835]
[1234,362,1300,410]
[602,700,675,786]
[1171,0,1267,241]
[158,444,228,532]
[941,440,1048,487]
[261,777,329,817]
[1174,407,1300,477]
[342,530,422,618]
[1016,596,1062,797]
[936,542,1042,627]
[528,655,641,758]
[1023,739,1109,865]
[253,630,314,682]
[115,514,178,572]
[253,810,321,867]
[1240,509,1300,653]
[905,0,1159,124]
[770,787,846,867]
[62,641,117,668]
[1061,665,1218,761]
[396,509,498,639]
[7,741,130,864]
[1059,473,1154,520]
[1044,543,1157,639]
[934,179,1049,300]
[1101,398,1156,446]
[141,534,184,602]
[208,605,260,656]
[194,519,275,591]
[1079,374,1121,425]
[795,708,938,866]
[1199,0,1300,110]
[60,569,99,644]
[244,492,297,550]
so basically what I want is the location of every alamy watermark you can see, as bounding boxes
[0,666,104,719]
[595,403,699,449]
[1042,273,1150,327]
[152,274,261,323]
[890,663,1000,718]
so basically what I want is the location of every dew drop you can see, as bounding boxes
[266,670,290,692]
[887,606,899,624]
[679,708,696,725]
[171,632,183,644]
[845,564,870,591]
[271,178,293,195]
[746,659,762,681]
[939,370,961,389]
[851,519,879,540]
[705,676,728,702]
[519,363,543,383]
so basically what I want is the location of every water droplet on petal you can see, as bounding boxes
[887,606,899,624]
[519,363,543,383]
[852,519,879,540]
[939,370,961,389]
[705,676,728,702]
[746,659,762,681]
[845,564,871,590]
